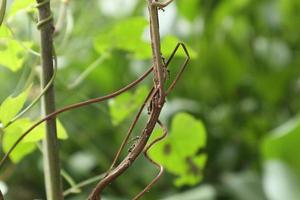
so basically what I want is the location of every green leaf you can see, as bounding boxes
[8,0,35,18]
[2,118,68,163]
[94,17,151,59]
[148,112,207,187]
[161,35,198,59]
[23,119,68,142]
[0,38,26,71]
[261,115,300,177]
[0,86,31,126]
[93,18,197,60]
[2,118,37,163]
[109,85,148,125]
[176,0,201,21]
[0,24,11,38]
[213,0,250,26]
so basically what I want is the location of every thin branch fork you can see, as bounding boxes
[0,67,153,169]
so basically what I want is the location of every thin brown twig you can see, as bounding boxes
[63,173,105,197]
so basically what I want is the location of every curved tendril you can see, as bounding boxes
[63,173,105,197]
[36,0,53,30]
[3,0,59,127]
[133,120,168,200]
[68,53,110,89]
[0,67,153,169]
[5,24,41,57]
[6,50,57,127]
[0,0,6,26]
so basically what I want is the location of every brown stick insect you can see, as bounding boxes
[88,0,190,199]
[0,0,190,199]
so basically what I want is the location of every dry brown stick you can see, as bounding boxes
[133,120,168,200]
[0,67,153,169]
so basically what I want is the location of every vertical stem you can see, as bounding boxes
[36,0,63,199]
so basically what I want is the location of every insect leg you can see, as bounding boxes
[133,120,168,200]
[107,86,156,172]
[166,43,190,94]
[151,0,174,9]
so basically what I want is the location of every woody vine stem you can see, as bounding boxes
[36,0,64,200]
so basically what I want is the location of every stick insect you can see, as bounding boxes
[88,1,190,199]
[0,0,190,199]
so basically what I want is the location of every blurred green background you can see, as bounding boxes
[1,0,300,199]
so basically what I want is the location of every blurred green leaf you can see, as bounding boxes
[93,17,151,59]
[109,85,148,125]
[162,185,216,200]
[8,0,35,18]
[222,171,267,200]
[93,18,197,60]
[23,119,68,142]
[0,24,11,38]
[261,116,300,177]
[2,118,68,163]
[0,86,31,126]
[213,0,250,26]
[0,38,27,71]
[176,0,200,21]
[149,112,207,187]
[161,35,198,59]
[2,118,37,163]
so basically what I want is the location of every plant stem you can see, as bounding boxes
[36,0,63,199]
[63,173,105,197]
